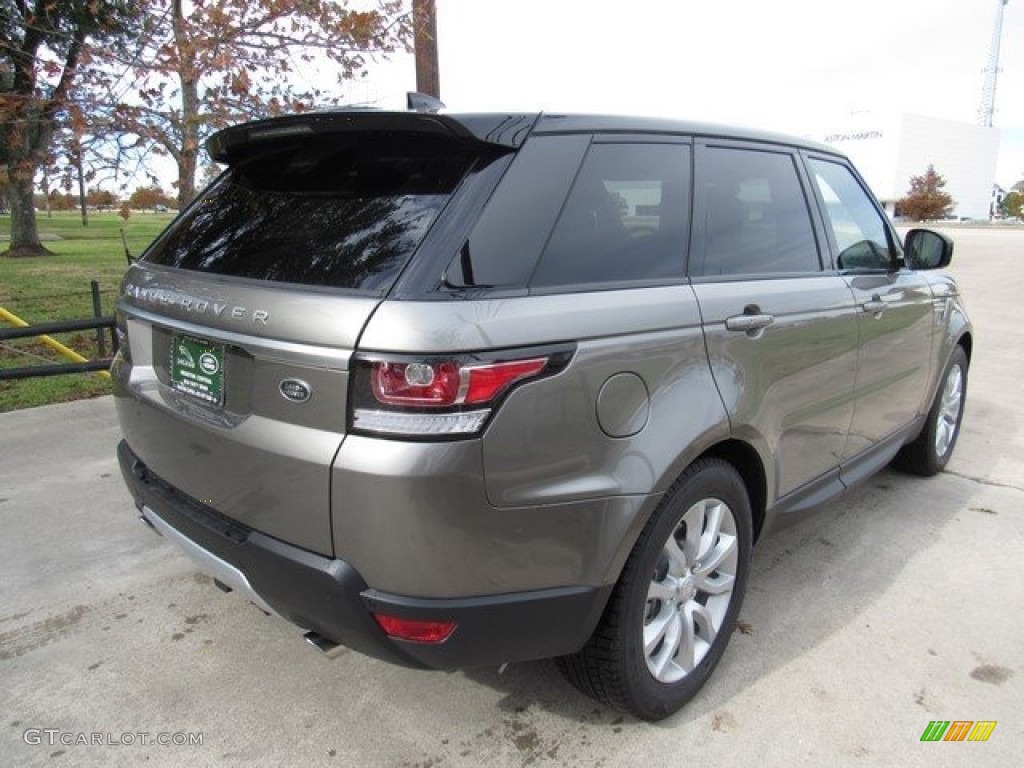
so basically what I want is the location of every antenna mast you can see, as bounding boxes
[979,0,1010,127]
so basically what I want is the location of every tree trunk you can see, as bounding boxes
[76,149,88,227]
[3,167,52,257]
[177,145,197,211]
[3,15,84,257]
[42,164,52,218]
[173,0,199,211]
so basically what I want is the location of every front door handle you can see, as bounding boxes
[725,313,774,333]
[862,295,886,314]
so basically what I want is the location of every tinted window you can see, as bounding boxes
[448,134,590,288]
[808,158,894,271]
[530,143,690,288]
[693,147,819,276]
[143,134,477,292]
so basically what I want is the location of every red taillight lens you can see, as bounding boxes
[372,361,461,406]
[373,613,456,643]
[462,358,548,404]
[369,357,549,408]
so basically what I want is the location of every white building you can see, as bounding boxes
[822,113,1001,220]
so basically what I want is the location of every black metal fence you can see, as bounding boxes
[0,281,118,381]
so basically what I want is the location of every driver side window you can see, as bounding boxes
[809,158,894,271]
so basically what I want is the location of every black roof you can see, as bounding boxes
[531,113,837,154]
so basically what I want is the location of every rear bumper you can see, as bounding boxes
[118,440,611,669]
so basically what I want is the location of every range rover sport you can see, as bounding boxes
[113,107,971,720]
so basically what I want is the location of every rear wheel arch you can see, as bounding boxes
[600,437,768,603]
[700,440,768,542]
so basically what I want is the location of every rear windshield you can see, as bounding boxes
[142,133,477,292]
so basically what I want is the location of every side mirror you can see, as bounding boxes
[904,228,953,270]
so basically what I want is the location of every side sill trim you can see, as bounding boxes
[760,416,925,539]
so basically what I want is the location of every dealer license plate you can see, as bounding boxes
[169,335,225,405]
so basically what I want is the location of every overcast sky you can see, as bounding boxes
[344,0,1024,188]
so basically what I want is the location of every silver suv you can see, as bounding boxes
[113,108,971,720]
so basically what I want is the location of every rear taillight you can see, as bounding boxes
[350,346,573,439]
[372,361,462,405]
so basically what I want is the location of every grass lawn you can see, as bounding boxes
[0,211,173,412]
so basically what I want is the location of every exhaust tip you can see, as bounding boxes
[304,631,347,659]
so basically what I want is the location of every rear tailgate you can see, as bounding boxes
[113,111,518,556]
[115,267,375,556]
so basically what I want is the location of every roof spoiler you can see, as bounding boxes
[206,111,539,164]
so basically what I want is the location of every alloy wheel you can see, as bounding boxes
[643,497,739,683]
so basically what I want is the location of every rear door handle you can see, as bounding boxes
[725,313,774,333]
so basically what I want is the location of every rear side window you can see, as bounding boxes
[530,143,691,289]
[808,158,895,271]
[143,134,478,293]
[692,147,820,277]
[447,134,590,288]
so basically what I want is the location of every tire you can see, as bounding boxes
[894,345,968,477]
[557,458,752,720]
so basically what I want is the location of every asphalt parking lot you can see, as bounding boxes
[2,228,1022,767]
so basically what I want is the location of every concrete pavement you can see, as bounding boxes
[2,228,1022,767]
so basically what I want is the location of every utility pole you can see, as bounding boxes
[413,0,440,99]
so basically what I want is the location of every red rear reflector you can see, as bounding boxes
[373,613,457,643]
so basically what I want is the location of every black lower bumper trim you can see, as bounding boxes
[363,584,612,669]
[117,440,611,669]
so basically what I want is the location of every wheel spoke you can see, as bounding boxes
[644,609,674,656]
[694,532,737,577]
[647,580,675,603]
[942,387,960,414]
[943,387,958,411]
[695,570,735,595]
[935,364,963,456]
[697,501,725,560]
[688,601,717,646]
[663,535,689,576]
[681,502,704,563]
[937,420,952,446]
[651,613,684,679]
[673,608,696,673]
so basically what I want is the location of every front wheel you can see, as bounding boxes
[557,458,752,720]
[894,345,968,477]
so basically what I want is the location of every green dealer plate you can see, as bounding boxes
[169,335,225,405]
